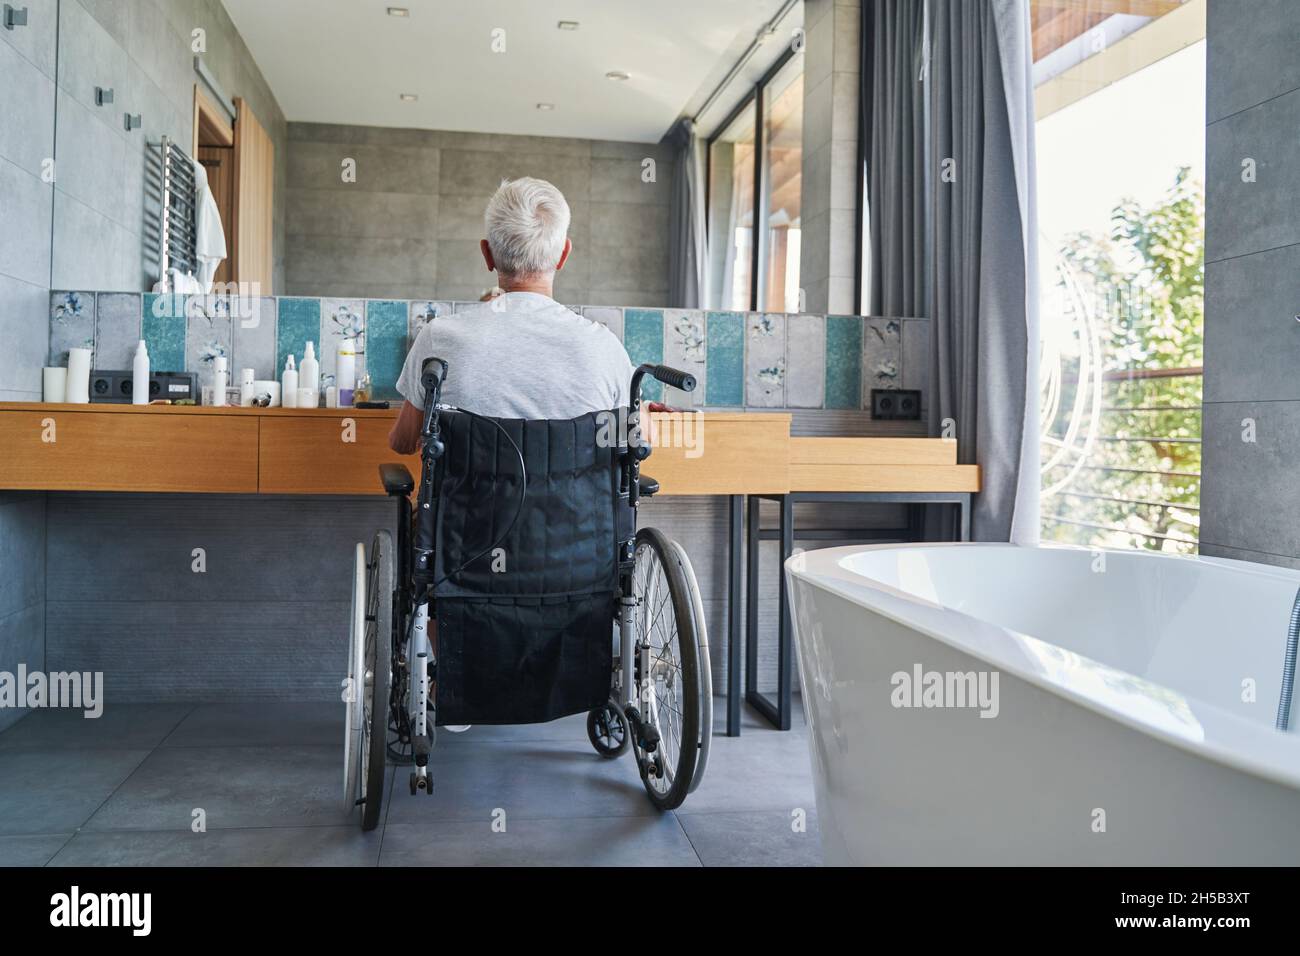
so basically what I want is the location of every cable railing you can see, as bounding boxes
[1042,273,1202,554]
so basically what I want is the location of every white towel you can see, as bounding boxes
[193,157,227,293]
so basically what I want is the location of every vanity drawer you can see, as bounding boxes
[0,407,258,492]
[258,413,418,495]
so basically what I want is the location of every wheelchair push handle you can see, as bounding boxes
[420,356,448,392]
[632,363,696,399]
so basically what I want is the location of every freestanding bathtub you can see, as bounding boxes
[786,543,1300,865]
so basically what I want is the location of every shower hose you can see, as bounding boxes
[1276,586,1300,731]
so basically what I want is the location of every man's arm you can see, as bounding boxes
[388,400,423,454]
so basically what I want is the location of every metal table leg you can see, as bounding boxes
[726,494,742,737]
[744,495,761,708]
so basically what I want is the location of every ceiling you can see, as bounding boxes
[220,0,793,143]
[1030,0,1186,61]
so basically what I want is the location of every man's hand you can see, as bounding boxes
[389,400,423,455]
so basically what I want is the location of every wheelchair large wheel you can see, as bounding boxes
[630,528,700,810]
[344,531,392,831]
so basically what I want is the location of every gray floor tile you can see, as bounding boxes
[677,810,823,867]
[83,745,353,831]
[384,740,659,824]
[0,833,73,866]
[681,727,815,814]
[0,748,150,834]
[0,704,194,751]
[160,702,340,748]
[379,815,700,867]
[49,826,382,867]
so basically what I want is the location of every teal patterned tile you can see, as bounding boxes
[49,291,96,366]
[275,297,323,385]
[94,293,142,370]
[824,315,863,409]
[705,312,744,407]
[623,308,664,402]
[366,300,408,401]
[141,293,187,372]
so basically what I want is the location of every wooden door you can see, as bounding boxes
[232,97,274,292]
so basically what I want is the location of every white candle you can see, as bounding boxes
[43,367,68,403]
[65,348,92,404]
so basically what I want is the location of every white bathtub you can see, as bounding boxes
[786,543,1300,865]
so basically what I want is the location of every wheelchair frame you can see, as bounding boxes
[346,358,711,828]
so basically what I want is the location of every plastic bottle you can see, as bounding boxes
[336,339,356,407]
[282,354,299,409]
[131,340,150,405]
[300,341,319,408]
[211,355,227,407]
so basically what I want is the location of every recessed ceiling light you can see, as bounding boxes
[399,93,418,102]
[605,70,630,82]
[557,20,579,30]
[536,102,555,111]
[387,7,410,16]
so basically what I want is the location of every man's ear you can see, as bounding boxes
[555,237,572,273]
[480,239,496,273]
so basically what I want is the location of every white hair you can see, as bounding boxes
[484,177,571,278]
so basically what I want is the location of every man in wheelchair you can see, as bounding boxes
[342,177,712,831]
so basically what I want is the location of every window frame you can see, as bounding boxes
[705,45,799,313]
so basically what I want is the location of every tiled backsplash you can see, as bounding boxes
[46,292,929,410]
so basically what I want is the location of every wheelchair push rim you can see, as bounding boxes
[630,528,700,810]
[344,531,392,831]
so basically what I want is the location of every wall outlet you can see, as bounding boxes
[871,388,922,421]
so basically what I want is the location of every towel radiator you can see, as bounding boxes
[145,136,198,291]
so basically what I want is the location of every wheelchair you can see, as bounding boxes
[343,357,712,830]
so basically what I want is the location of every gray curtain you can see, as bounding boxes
[926,0,1040,543]
[867,0,927,316]
[665,118,708,309]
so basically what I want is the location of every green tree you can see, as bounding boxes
[1043,168,1203,552]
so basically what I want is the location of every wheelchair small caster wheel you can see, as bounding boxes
[587,699,630,758]
[409,772,418,796]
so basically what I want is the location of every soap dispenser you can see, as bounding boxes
[282,354,299,409]
[131,339,149,405]
[300,341,319,408]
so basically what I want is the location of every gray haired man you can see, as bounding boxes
[389,177,638,452]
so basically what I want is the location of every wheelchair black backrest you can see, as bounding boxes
[421,408,634,600]
[419,408,635,725]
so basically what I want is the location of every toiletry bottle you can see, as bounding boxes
[211,356,227,407]
[132,340,150,405]
[239,368,255,407]
[282,354,299,409]
[301,341,319,408]
[337,339,356,407]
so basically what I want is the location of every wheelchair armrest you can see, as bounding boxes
[638,474,660,498]
[379,463,415,497]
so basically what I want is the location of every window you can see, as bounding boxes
[707,50,804,312]
[707,109,757,312]
[760,57,804,313]
[1034,0,1204,554]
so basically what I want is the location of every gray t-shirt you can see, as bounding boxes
[395,292,635,419]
